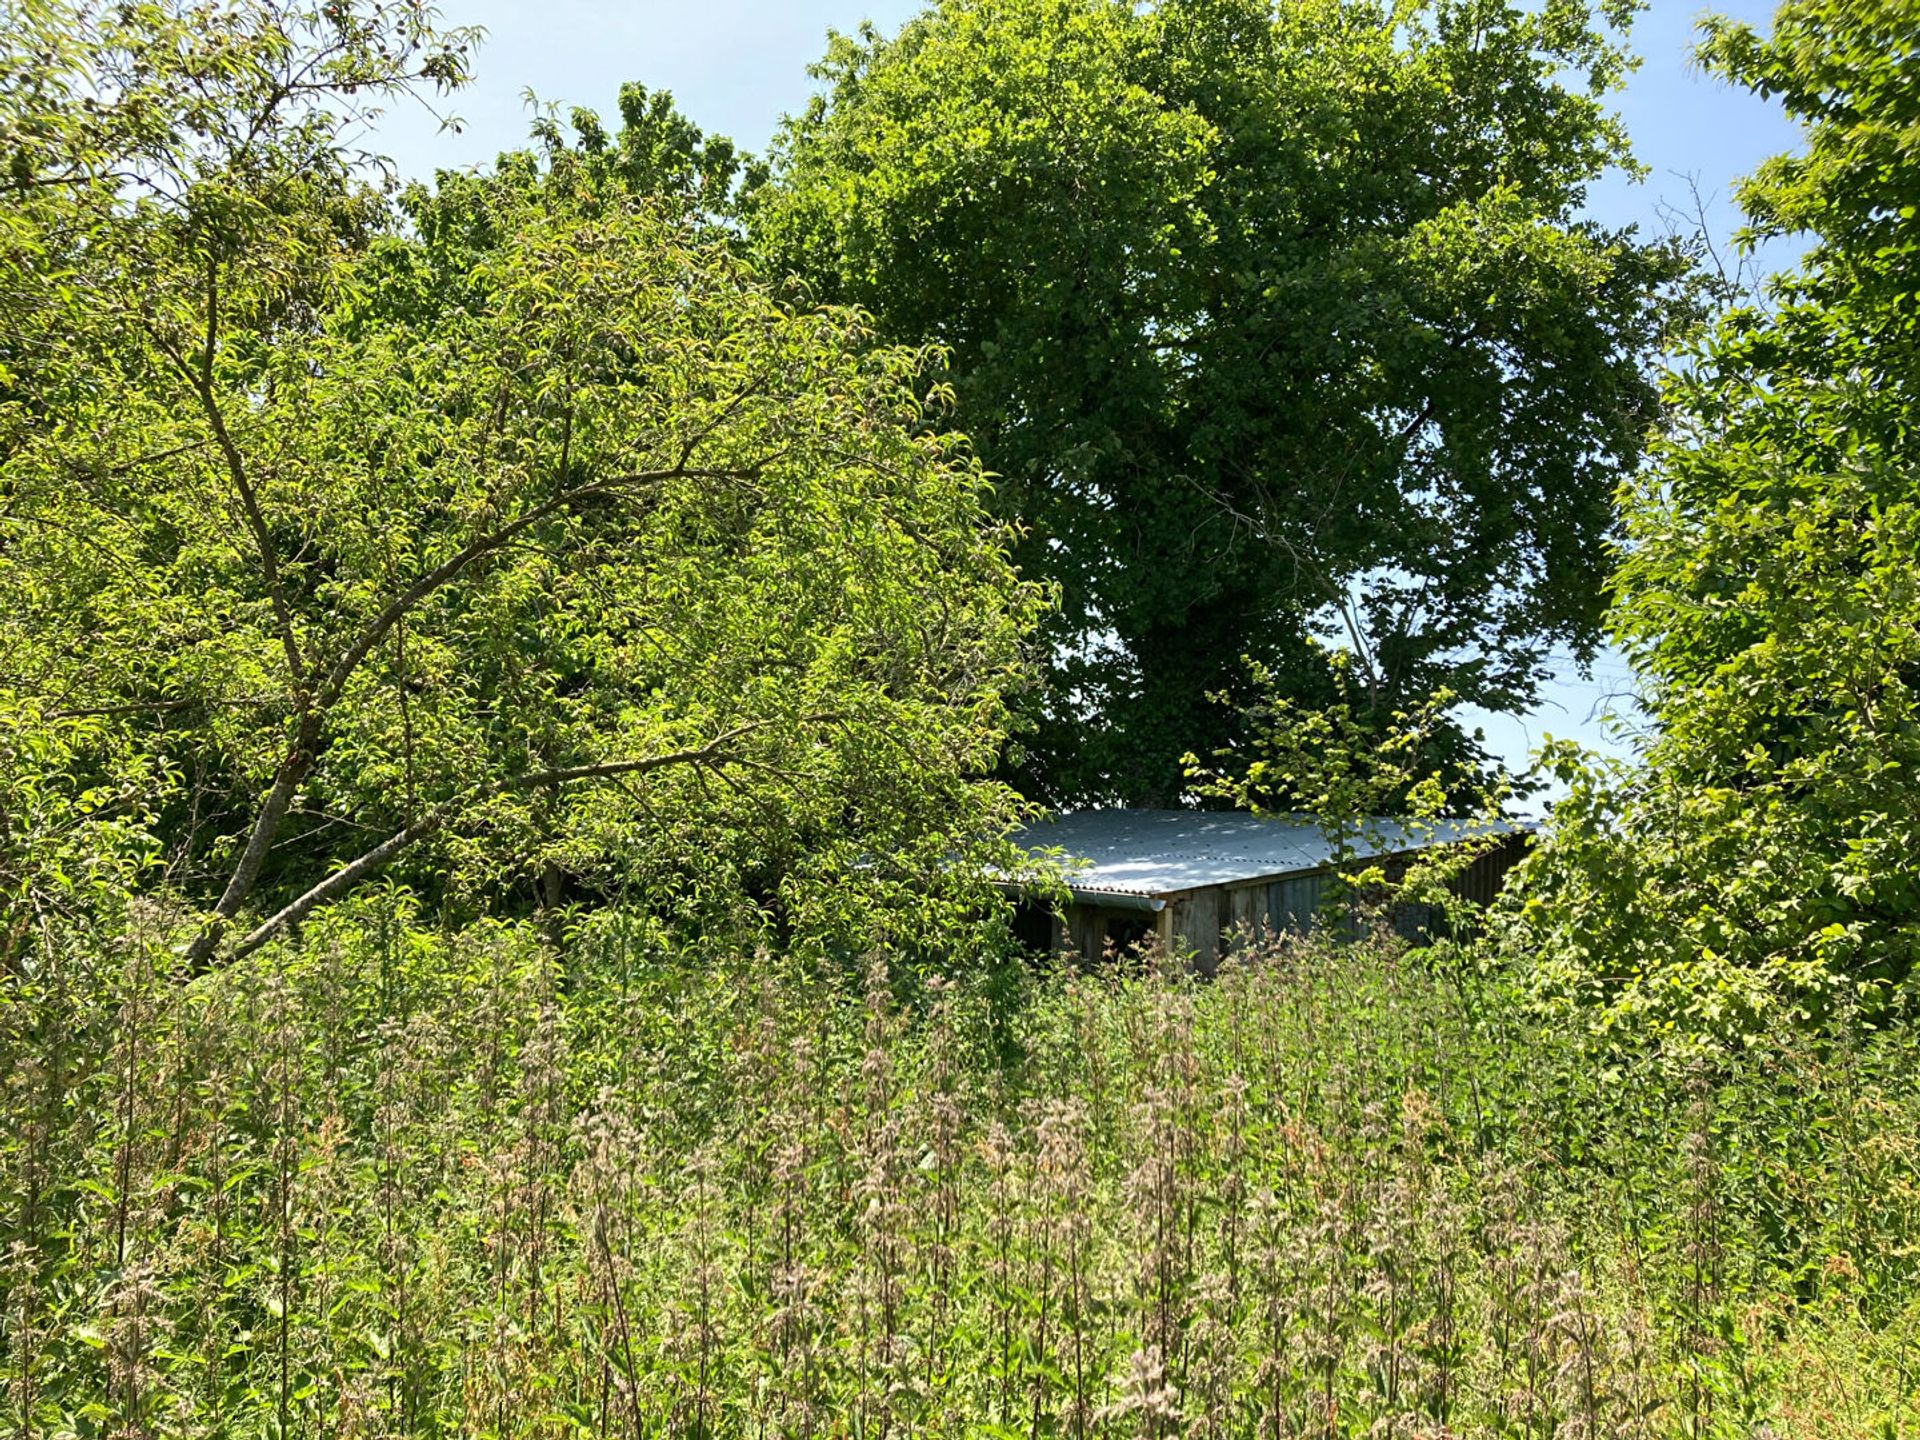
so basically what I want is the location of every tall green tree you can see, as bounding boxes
[1508,0,1920,1044]
[0,0,1042,969]
[755,0,1695,804]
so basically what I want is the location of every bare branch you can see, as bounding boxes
[45,695,277,720]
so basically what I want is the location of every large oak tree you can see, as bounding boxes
[754,0,1697,804]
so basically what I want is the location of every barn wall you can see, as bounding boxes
[1029,832,1530,967]
[1052,902,1162,961]
[1169,888,1224,972]
[1227,885,1263,949]
[1452,833,1531,908]
[1066,905,1104,961]
[1168,876,1332,968]
[1272,874,1329,932]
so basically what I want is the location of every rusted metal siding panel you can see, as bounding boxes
[1452,833,1530,907]
[1436,833,1532,928]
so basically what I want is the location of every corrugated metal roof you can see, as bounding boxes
[1012,809,1515,901]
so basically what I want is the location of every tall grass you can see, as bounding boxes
[2,897,1916,1436]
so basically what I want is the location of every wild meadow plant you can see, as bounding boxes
[2,898,1917,1437]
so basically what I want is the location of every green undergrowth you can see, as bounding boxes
[2,898,1916,1437]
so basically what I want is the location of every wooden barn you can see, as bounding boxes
[1004,809,1531,967]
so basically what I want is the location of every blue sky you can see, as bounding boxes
[365,0,1803,793]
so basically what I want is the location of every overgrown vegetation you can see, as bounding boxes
[0,0,1041,972]
[6,0,1920,1432]
[4,907,1916,1436]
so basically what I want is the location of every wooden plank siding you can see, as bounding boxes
[1224,883,1277,962]
[1171,888,1222,972]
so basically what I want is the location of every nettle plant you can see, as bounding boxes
[12,901,1918,1438]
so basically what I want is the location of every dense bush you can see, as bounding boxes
[1501,0,1920,1043]
[3,903,1915,1437]
[5,8,1920,1436]
[0,0,1042,976]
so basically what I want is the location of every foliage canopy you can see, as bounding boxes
[0,0,1043,967]
[1505,0,1920,1044]
[756,0,1697,803]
